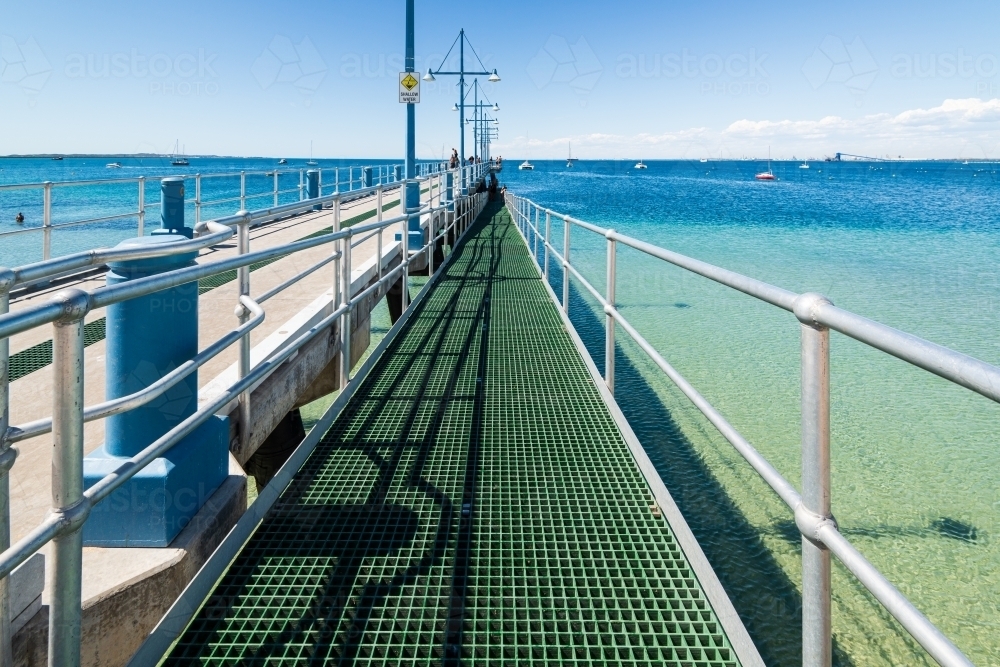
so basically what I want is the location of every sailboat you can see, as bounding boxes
[306,140,318,166]
[755,148,775,180]
[518,160,534,170]
[170,140,189,166]
[566,142,577,168]
[799,159,810,169]
[634,159,647,170]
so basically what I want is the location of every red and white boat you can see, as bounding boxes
[756,147,776,180]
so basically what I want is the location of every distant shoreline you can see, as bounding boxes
[1,154,994,163]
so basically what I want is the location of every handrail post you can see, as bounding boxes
[273,169,279,207]
[195,174,202,225]
[239,171,246,211]
[533,206,540,261]
[605,231,617,394]
[544,210,551,281]
[340,228,352,389]
[797,293,833,667]
[376,185,384,282]
[43,181,52,261]
[0,272,12,667]
[333,197,342,311]
[299,169,304,201]
[137,177,145,237]
[400,209,409,312]
[237,214,251,454]
[562,216,571,314]
[49,290,89,667]
[428,212,435,276]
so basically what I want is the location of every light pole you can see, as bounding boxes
[423,29,499,192]
[456,79,499,165]
[404,0,418,214]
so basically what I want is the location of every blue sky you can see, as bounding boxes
[2,0,999,159]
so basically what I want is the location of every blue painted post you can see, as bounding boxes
[152,177,192,239]
[404,0,421,250]
[446,171,454,212]
[83,179,228,547]
[306,169,320,210]
[394,165,403,182]
[362,166,373,188]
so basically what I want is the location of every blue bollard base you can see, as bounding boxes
[82,416,230,547]
[394,230,425,251]
[151,227,194,239]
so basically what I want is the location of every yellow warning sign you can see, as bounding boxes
[399,72,421,103]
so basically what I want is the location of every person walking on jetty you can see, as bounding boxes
[449,148,459,169]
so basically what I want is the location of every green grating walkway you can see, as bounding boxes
[163,204,742,666]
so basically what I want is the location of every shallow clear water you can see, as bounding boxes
[0,156,401,267]
[502,159,1000,666]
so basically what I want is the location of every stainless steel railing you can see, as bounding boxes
[0,161,449,265]
[0,162,489,665]
[505,192,978,667]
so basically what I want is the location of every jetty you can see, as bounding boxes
[0,154,989,666]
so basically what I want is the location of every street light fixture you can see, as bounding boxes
[424,28,500,189]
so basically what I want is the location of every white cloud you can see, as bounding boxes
[495,99,1000,160]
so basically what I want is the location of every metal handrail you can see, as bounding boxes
[0,162,489,664]
[0,161,449,262]
[506,192,976,667]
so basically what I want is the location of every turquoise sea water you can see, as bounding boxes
[501,159,1000,666]
[0,156,404,267]
[4,156,1000,664]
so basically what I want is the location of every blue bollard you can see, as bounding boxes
[394,165,403,182]
[152,177,192,239]
[82,184,228,547]
[306,169,320,210]
[362,167,373,188]
[446,171,454,212]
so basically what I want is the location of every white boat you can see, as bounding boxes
[567,141,577,168]
[634,160,647,170]
[306,140,318,166]
[278,158,288,165]
[799,160,809,169]
[106,162,122,169]
[518,160,534,171]
[700,158,708,163]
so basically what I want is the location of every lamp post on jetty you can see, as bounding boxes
[456,78,499,164]
[422,29,499,193]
